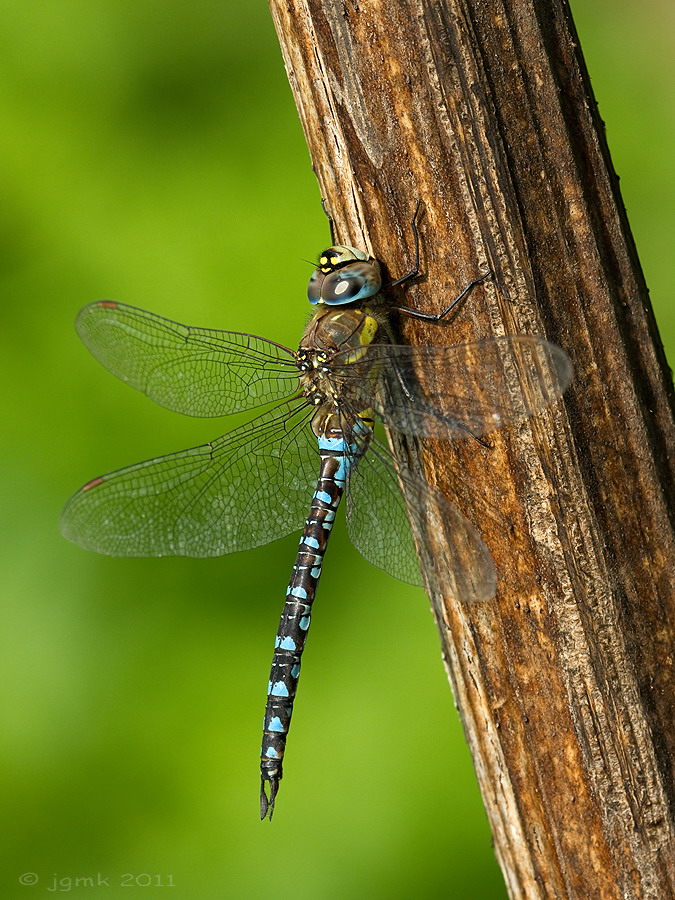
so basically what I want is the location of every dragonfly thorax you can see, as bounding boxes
[296,349,339,408]
[296,303,383,410]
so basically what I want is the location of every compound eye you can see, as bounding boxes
[323,271,366,303]
[307,270,325,304]
[319,261,382,305]
[308,253,380,305]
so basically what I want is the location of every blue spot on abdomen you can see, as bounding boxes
[318,436,347,452]
[279,636,296,651]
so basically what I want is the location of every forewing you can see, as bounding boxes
[61,400,318,557]
[345,436,496,602]
[332,336,572,439]
[76,301,300,417]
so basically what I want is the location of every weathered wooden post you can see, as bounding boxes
[269,2,675,897]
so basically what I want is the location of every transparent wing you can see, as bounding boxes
[331,336,572,439]
[61,399,318,557]
[345,434,496,603]
[75,301,300,417]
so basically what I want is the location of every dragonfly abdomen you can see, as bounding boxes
[259,426,370,820]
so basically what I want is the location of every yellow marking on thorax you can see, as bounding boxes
[340,315,379,365]
[359,315,378,346]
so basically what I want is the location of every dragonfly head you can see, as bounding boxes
[308,246,382,306]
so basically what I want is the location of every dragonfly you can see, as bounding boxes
[61,204,572,819]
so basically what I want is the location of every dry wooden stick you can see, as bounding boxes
[268,1,675,897]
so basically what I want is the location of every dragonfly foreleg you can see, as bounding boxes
[321,198,337,246]
[385,199,423,290]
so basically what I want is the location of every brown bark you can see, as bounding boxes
[268,1,675,897]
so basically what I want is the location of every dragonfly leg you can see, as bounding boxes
[388,361,492,448]
[385,199,492,320]
[391,270,492,323]
[321,198,337,245]
[385,199,424,289]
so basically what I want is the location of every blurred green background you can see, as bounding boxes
[0,2,672,898]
